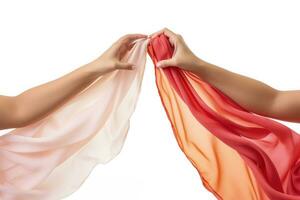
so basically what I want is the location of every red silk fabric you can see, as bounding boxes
[148,34,300,200]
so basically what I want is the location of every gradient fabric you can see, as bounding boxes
[1,35,300,200]
[148,34,300,200]
[0,39,148,200]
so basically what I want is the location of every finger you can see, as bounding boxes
[150,28,177,39]
[113,34,147,54]
[150,28,178,47]
[121,34,147,43]
[156,59,176,68]
[117,34,147,50]
[116,62,135,70]
[149,29,164,38]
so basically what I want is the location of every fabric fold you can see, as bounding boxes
[0,38,148,200]
[2,34,300,200]
[148,34,300,200]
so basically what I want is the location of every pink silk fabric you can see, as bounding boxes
[148,34,300,200]
[0,39,148,200]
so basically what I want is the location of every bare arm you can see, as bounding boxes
[0,34,146,130]
[191,61,300,122]
[151,28,300,122]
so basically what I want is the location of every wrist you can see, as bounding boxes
[186,57,207,73]
[191,58,213,81]
[195,57,208,68]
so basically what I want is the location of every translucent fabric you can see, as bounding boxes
[0,39,148,200]
[2,34,300,200]
[148,34,300,200]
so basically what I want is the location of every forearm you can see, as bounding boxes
[13,61,103,126]
[191,59,280,117]
[0,34,145,130]
[151,28,300,122]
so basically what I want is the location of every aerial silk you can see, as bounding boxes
[0,38,148,200]
[1,35,300,200]
[148,34,300,200]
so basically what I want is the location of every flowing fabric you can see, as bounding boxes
[0,39,148,200]
[2,34,300,200]
[148,34,300,200]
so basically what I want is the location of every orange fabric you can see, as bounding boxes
[148,34,300,200]
[155,68,269,200]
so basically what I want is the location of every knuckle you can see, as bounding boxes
[123,34,130,38]
[163,27,170,33]
[176,34,183,39]
[120,34,129,42]
[173,58,180,65]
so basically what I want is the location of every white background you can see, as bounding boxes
[1,0,300,199]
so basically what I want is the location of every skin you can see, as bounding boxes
[0,34,147,130]
[151,28,300,123]
[1,29,299,130]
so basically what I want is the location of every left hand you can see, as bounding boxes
[150,28,204,72]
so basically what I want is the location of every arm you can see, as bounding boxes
[151,28,300,122]
[0,34,146,130]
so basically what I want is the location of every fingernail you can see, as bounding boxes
[156,62,161,68]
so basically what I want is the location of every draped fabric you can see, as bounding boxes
[1,35,300,200]
[148,34,300,200]
[0,39,148,200]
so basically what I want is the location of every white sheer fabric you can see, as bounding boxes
[0,39,148,200]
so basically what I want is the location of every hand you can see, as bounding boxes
[151,28,205,72]
[90,34,147,74]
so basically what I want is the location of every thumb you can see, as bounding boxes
[156,59,175,68]
[116,62,135,70]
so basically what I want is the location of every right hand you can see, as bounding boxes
[91,34,147,74]
[151,28,205,72]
